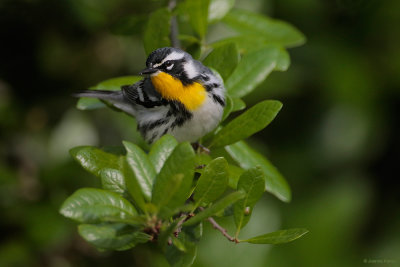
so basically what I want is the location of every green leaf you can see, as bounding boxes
[70,146,122,177]
[71,146,148,211]
[60,188,137,223]
[225,141,291,202]
[227,164,244,189]
[143,8,171,55]
[182,0,210,39]
[209,100,282,148]
[123,141,155,201]
[275,47,291,71]
[211,35,269,54]
[194,153,212,168]
[184,191,245,226]
[234,168,265,236]
[203,42,239,80]
[78,224,151,251]
[223,9,306,47]
[172,237,187,252]
[149,134,178,174]
[152,143,195,214]
[222,96,246,122]
[231,97,246,112]
[123,160,147,213]
[165,231,197,267]
[76,76,142,110]
[178,34,201,44]
[100,168,127,196]
[221,95,234,121]
[193,157,228,208]
[158,220,180,250]
[226,46,280,98]
[208,0,235,23]
[241,228,309,244]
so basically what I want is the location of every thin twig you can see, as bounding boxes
[207,217,238,243]
[174,214,186,237]
[168,0,181,48]
[199,207,238,243]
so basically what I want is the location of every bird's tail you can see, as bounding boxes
[72,90,124,102]
[72,89,137,116]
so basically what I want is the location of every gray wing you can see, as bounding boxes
[122,78,167,108]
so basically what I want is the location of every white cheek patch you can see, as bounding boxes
[183,61,197,79]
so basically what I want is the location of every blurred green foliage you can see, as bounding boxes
[1,0,399,266]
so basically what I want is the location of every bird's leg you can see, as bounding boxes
[191,142,210,154]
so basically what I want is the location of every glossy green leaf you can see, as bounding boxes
[123,141,155,201]
[149,134,178,174]
[226,46,279,98]
[193,157,229,208]
[208,0,235,23]
[152,143,195,214]
[203,42,239,80]
[209,100,282,148]
[70,146,122,177]
[60,188,137,223]
[241,228,309,244]
[184,191,245,226]
[223,9,306,47]
[234,168,265,236]
[78,224,151,251]
[183,0,210,39]
[76,76,142,110]
[71,146,148,211]
[100,168,127,196]
[123,160,147,213]
[143,8,171,55]
[225,141,291,202]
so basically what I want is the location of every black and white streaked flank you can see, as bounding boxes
[73,47,225,143]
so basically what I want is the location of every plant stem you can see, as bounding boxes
[199,207,238,243]
[208,217,239,243]
[168,0,181,49]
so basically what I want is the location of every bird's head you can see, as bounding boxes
[140,47,200,85]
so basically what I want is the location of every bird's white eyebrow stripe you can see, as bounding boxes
[153,51,184,68]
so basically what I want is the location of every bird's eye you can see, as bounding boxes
[164,60,174,70]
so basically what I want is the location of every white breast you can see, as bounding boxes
[170,94,223,143]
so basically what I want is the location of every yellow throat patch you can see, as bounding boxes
[151,72,206,111]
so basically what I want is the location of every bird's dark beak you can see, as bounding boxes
[139,68,158,75]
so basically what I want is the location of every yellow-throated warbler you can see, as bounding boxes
[74,47,225,143]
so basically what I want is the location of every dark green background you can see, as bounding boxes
[1,0,399,266]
